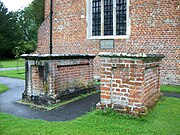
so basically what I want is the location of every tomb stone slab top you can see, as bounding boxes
[99,52,165,59]
[21,54,96,60]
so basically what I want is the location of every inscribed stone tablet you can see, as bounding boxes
[100,40,114,49]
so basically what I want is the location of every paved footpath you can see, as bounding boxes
[0,67,25,71]
[163,92,180,98]
[0,77,100,121]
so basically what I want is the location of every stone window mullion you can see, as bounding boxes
[101,0,104,36]
[113,0,116,36]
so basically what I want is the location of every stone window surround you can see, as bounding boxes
[86,0,131,39]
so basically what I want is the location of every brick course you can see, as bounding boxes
[36,0,180,85]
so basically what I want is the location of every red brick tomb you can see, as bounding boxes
[96,52,165,116]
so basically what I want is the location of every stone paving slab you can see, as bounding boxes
[0,77,100,121]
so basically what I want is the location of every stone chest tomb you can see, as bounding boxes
[21,54,95,105]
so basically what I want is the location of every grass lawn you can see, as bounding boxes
[0,69,25,80]
[0,59,24,68]
[0,97,179,135]
[161,85,180,93]
[0,84,9,94]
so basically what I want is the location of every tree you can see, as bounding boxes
[0,2,23,59]
[12,46,25,70]
[32,0,45,27]
[0,0,45,60]
[17,4,38,42]
[11,3,40,57]
[15,0,46,55]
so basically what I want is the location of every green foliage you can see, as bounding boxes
[13,3,38,55]
[0,2,23,58]
[14,40,37,55]
[0,0,44,59]
[32,0,45,27]
[0,97,179,134]
[12,46,25,59]
[94,81,101,85]
[0,69,25,80]
[161,84,180,93]
[17,4,38,42]
[0,84,9,94]
[23,40,37,53]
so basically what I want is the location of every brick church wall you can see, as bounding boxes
[36,0,180,85]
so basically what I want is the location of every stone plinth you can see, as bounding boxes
[96,52,165,116]
[21,54,95,105]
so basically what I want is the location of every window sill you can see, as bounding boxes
[87,35,130,40]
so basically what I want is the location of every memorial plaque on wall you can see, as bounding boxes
[100,40,114,49]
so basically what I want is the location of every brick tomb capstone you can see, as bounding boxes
[96,52,165,116]
[21,54,95,105]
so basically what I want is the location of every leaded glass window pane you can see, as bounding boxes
[116,0,126,35]
[104,0,113,36]
[92,0,101,36]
